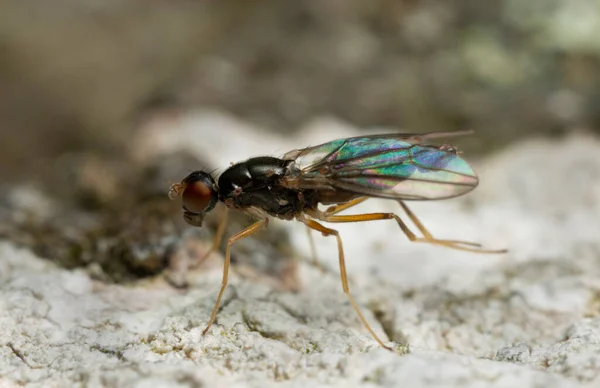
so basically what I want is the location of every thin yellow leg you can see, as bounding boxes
[305,197,368,270]
[202,218,268,335]
[324,197,368,215]
[318,210,506,254]
[305,226,321,268]
[303,218,391,350]
[398,201,507,252]
[193,207,229,268]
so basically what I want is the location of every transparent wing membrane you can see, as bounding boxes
[284,133,478,200]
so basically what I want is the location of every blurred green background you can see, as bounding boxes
[1,0,599,181]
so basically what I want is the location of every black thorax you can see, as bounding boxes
[217,156,317,218]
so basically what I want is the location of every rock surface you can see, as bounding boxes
[2,111,600,387]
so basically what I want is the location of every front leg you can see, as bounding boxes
[202,218,269,335]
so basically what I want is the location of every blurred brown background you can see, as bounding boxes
[1,0,599,182]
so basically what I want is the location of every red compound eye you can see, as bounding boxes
[182,180,213,213]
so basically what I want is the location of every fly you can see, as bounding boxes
[168,131,507,350]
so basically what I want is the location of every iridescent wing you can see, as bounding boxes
[282,131,479,200]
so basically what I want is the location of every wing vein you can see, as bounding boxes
[287,133,478,201]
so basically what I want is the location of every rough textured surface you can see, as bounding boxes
[2,112,600,387]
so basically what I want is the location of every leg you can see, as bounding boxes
[193,207,229,268]
[202,218,268,335]
[305,197,369,269]
[325,199,487,249]
[398,201,507,252]
[305,226,321,269]
[315,210,505,254]
[303,218,391,350]
[323,197,368,215]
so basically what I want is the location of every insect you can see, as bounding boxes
[168,131,506,350]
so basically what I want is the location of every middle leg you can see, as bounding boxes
[305,197,369,270]
[302,218,391,350]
